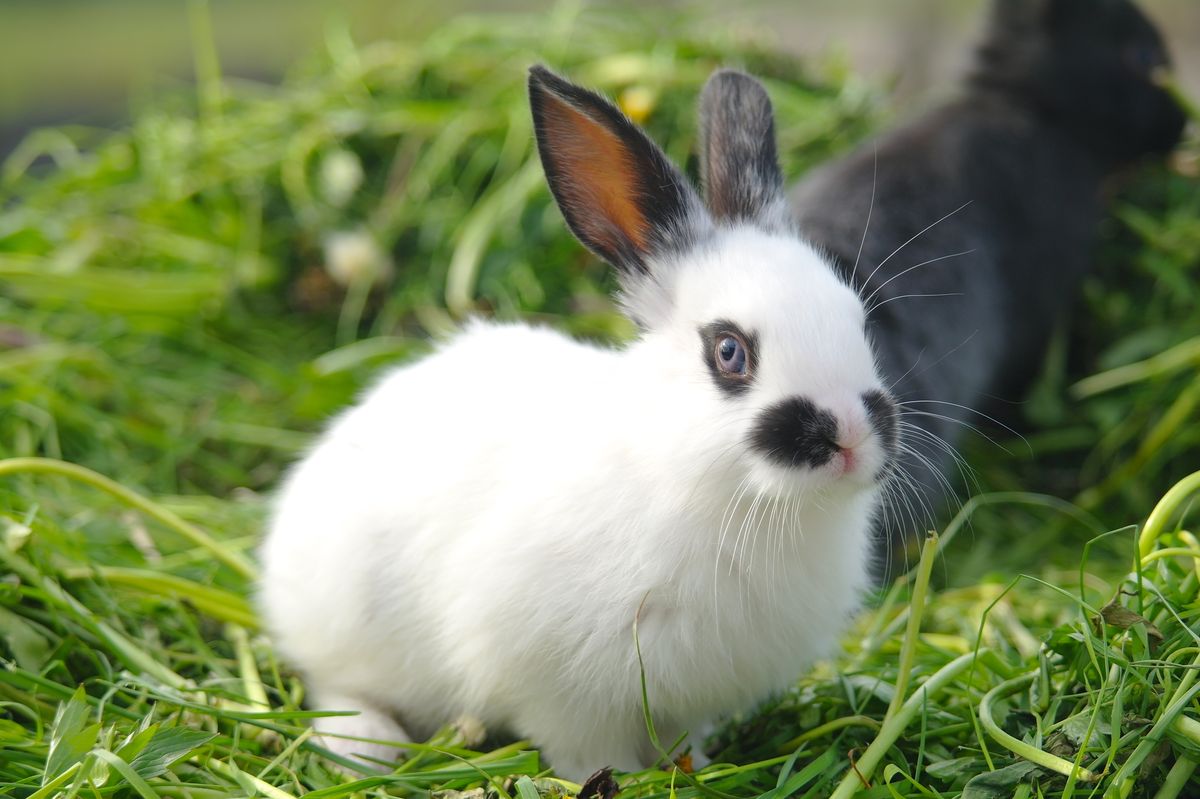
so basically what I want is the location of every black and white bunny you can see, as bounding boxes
[790,0,1187,549]
[261,67,898,778]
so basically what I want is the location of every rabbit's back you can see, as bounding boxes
[259,323,633,723]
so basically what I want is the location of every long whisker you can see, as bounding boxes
[851,145,879,293]
[902,408,1016,463]
[733,471,767,576]
[714,473,754,635]
[716,473,753,577]
[899,330,979,387]
[898,418,966,460]
[869,291,964,315]
[877,471,927,576]
[898,424,981,506]
[767,493,784,604]
[882,328,980,399]
[899,399,1031,452]
[863,249,975,311]
[887,454,939,530]
[895,444,958,529]
[895,436,981,560]
[737,489,768,612]
[749,491,770,576]
[884,347,929,396]
[859,201,973,293]
[897,441,960,504]
[899,421,975,478]
[888,472,927,540]
[738,490,764,580]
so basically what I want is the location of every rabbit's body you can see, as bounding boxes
[263,319,872,775]
[264,119,896,776]
[790,0,1186,546]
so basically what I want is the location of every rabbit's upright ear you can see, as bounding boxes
[698,70,789,231]
[988,0,1083,30]
[529,66,707,278]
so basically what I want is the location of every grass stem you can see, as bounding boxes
[1140,470,1200,560]
[0,457,258,579]
[886,532,938,720]
[829,650,985,799]
[978,672,1100,782]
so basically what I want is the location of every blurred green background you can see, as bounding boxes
[5,0,1199,155]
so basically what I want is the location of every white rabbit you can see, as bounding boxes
[260,66,898,780]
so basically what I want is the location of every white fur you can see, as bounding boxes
[260,225,888,779]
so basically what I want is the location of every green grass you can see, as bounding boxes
[2,2,1200,797]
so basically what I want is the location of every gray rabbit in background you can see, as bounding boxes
[790,0,1187,557]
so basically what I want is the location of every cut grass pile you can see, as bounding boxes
[2,3,1200,797]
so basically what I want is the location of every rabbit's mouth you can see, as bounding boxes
[738,464,882,525]
[833,448,893,490]
[743,441,891,503]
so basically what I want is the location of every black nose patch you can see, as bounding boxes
[862,390,898,457]
[749,397,839,469]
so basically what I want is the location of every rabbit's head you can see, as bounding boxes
[530,67,897,502]
[972,0,1186,163]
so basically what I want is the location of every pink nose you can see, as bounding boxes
[836,417,869,450]
[839,446,858,474]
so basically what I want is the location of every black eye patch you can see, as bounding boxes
[699,319,758,398]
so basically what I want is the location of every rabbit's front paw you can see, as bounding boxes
[312,693,410,771]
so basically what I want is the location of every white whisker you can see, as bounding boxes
[859,201,972,292]
[863,248,975,310]
[850,144,879,296]
[869,291,964,315]
[899,399,1031,451]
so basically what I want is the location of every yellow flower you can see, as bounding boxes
[619,85,657,124]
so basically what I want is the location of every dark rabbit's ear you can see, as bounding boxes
[1044,0,1120,29]
[528,65,707,277]
[989,0,1046,25]
[698,69,789,230]
[989,0,1090,29]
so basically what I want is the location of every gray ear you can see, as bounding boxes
[698,69,789,230]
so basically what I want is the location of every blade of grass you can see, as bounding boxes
[0,457,257,579]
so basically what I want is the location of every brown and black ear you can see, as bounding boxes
[528,65,705,277]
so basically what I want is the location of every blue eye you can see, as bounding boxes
[716,335,748,376]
